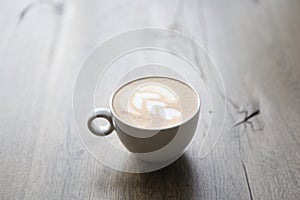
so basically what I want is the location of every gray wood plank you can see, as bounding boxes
[0,0,300,199]
[203,0,300,199]
[0,0,78,199]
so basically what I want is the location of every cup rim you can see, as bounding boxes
[108,76,201,131]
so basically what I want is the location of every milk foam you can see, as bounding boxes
[128,84,182,121]
[112,77,198,129]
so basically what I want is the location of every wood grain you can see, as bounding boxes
[0,0,300,199]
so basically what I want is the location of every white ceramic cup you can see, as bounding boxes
[87,77,200,163]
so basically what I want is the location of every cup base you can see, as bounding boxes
[134,152,183,163]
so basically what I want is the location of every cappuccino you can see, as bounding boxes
[112,77,199,129]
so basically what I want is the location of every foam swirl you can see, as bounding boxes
[127,83,182,127]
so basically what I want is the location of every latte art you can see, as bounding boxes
[128,84,182,127]
[112,77,199,129]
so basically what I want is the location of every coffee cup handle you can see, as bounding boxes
[87,108,115,136]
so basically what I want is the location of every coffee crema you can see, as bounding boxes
[112,77,199,129]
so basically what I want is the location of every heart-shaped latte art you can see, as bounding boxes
[127,83,182,127]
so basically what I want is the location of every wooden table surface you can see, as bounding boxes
[1,0,300,199]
